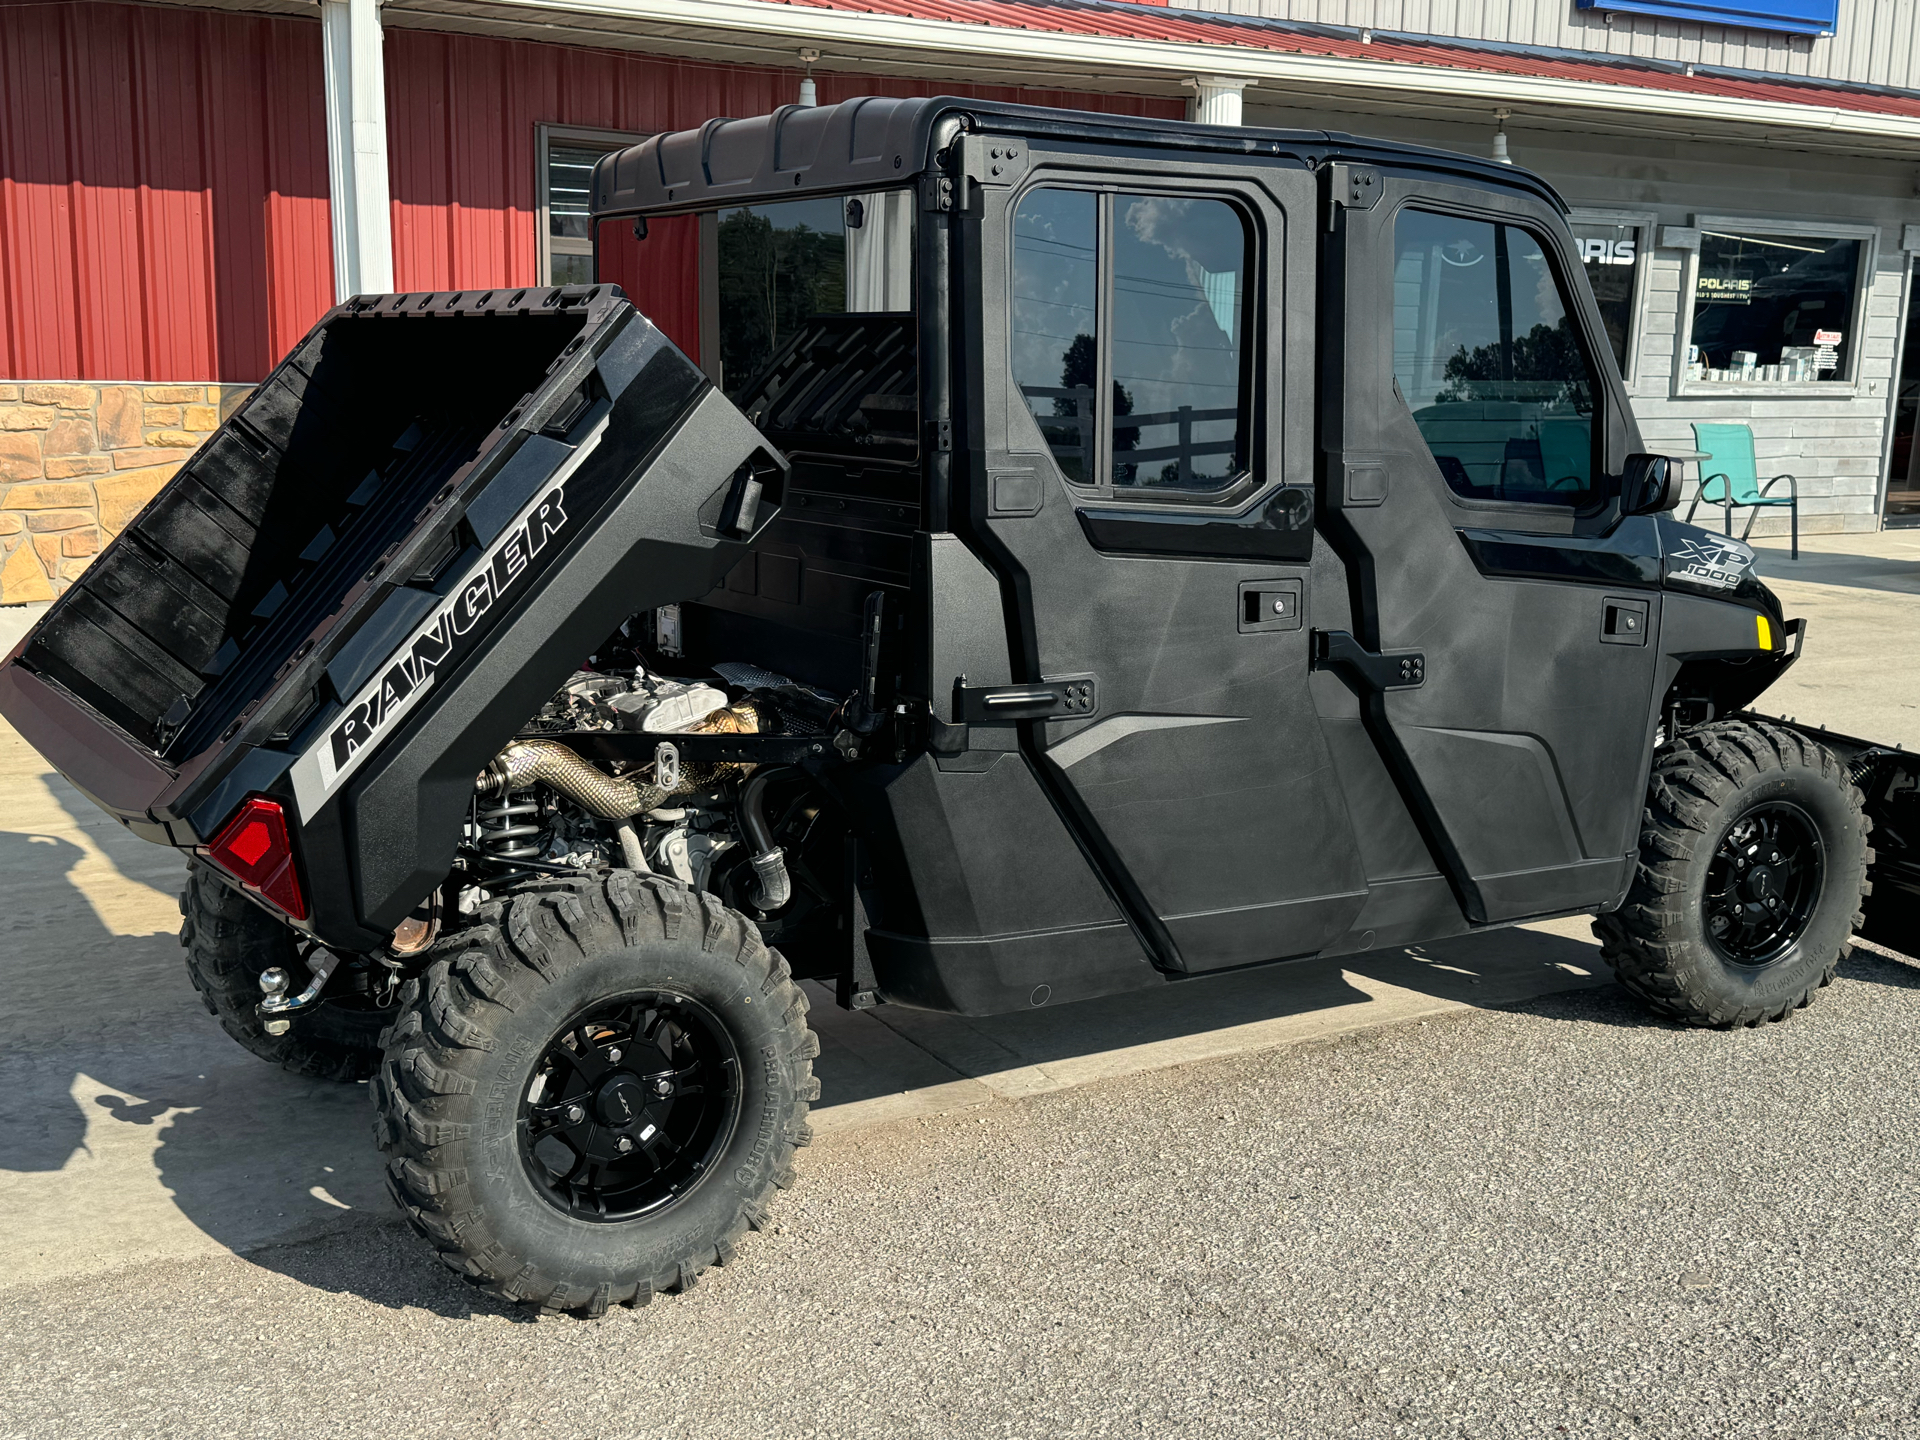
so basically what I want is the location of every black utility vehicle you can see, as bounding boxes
[4,99,1913,1316]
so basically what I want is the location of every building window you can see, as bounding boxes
[1392,208,1600,509]
[1683,221,1873,388]
[537,126,645,286]
[1568,212,1652,380]
[1011,187,1252,496]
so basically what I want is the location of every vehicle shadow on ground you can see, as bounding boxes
[1490,945,1917,1034]
[0,814,492,1313]
[824,922,1615,1107]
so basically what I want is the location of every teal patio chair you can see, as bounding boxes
[1685,421,1799,558]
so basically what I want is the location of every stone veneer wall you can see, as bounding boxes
[0,381,253,603]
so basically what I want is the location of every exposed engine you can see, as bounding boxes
[453,646,847,933]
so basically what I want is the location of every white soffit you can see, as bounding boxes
[139,0,1919,155]
[375,0,1918,146]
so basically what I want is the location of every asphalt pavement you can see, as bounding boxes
[0,954,1913,1439]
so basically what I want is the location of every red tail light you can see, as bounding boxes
[206,796,308,921]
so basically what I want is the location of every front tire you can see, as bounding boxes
[1594,719,1871,1028]
[373,873,818,1316]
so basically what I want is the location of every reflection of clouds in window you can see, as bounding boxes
[1112,194,1246,488]
[1518,247,1564,331]
[1012,189,1099,483]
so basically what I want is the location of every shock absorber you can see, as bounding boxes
[472,786,541,861]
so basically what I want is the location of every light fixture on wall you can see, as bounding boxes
[1491,108,1513,164]
[798,49,820,107]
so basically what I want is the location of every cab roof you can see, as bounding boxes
[589,94,1568,220]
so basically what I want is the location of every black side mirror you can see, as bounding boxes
[1621,453,1680,516]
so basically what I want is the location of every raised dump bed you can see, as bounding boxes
[0,285,782,949]
[28,301,593,760]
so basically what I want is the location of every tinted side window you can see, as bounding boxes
[1011,188,1252,497]
[1111,196,1248,491]
[1393,210,1598,507]
[712,193,915,403]
[1011,189,1099,485]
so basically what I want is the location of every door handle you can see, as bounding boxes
[954,675,1098,724]
[1310,630,1425,692]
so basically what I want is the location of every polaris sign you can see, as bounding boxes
[1580,236,1637,266]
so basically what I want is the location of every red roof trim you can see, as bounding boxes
[776,0,1919,118]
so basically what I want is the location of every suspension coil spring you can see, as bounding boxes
[474,789,541,861]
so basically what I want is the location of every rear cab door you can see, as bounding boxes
[955,126,1370,973]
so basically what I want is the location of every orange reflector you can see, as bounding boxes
[1756,615,1772,650]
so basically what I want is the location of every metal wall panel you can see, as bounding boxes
[1178,0,1917,90]
[0,2,334,383]
[380,28,1186,296]
[1,2,1183,383]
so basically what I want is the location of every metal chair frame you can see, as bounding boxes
[1683,423,1800,559]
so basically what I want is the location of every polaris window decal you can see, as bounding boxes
[289,418,609,820]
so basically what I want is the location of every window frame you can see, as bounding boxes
[1566,207,1656,390]
[1671,213,1879,400]
[536,124,649,286]
[1388,199,1613,519]
[1008,180,1262,508]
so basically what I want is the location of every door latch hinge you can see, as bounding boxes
[1324,163,1382,231]
[1311,630,1424,691]
[921,173,957,213]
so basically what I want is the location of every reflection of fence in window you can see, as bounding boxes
[1111,403,1239,488]
[1018,385,1237,489]
[1020,384,1096,480]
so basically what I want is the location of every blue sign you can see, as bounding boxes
[1576,0,1837,36]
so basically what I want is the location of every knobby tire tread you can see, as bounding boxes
[372,872,815,1317]
[1593,718,1871,1029]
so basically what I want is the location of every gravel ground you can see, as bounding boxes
[1,950,1914,1441]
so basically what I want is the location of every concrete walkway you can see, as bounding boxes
[1749,527,1918,749]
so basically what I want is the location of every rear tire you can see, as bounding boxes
[373,873,817,1317]
[1594,718,1871,1028]
[179,863,389,1082]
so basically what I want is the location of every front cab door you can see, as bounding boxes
[1320,167,1664,924]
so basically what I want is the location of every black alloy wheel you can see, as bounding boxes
[375,874,817,1315]
[1594,719,1870,1029]
[1703,802,1824,968]
[520,994,740,1222]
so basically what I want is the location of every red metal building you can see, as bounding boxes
[0,0,1182,384]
